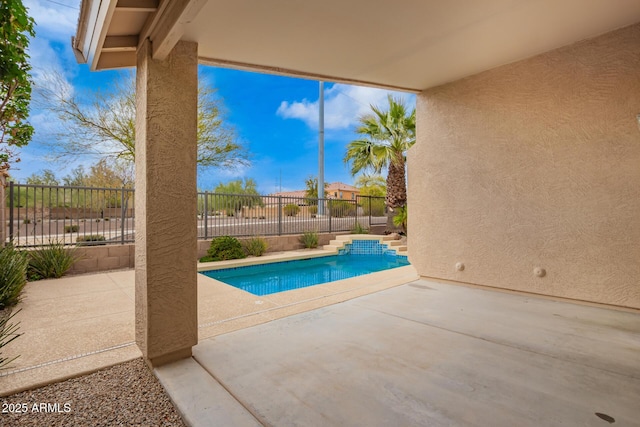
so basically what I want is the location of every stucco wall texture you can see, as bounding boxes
[135,40,199,364]
[409,23,640,309]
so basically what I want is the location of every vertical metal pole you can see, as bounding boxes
[8,181,14,242]
[121,187,126,244]
[204,191,208,239]
[278,196,282,235]
[24,184,29,245]
[369,196,372,228]
[328,199,332,233]
[354,199,357,231]
[318,80,325,216]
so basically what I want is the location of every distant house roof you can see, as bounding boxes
[269,182,359,202]
[268,190,307,199]
[326,182,359,192]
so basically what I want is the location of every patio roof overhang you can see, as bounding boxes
[73,0,640,92]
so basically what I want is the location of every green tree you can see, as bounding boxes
[0,0,35,170]
[26,169,59,186]
[62,165,88,187]
[80,159,134,210]
[355,173,386,197]
[304,176,327,205]
[356,173,386,216]
[344,95,415,232]
[84,158,134,189]
[213,178,263,216]
[38,72,249,170]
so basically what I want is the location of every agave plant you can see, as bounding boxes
[27,241,79,280]
[0,244,29,309]
[300,230,319,249]
[0,309,22,369]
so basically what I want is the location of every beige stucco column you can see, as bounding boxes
[135,39,198,366]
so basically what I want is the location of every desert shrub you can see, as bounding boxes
[329,200,356,217]
[362,198,386,216]
[351,222,369,234]
[283,204,300,217]
[0,247,25,366]
[244,237,268,257]
[0,245,28,309]
[64,225,79,233]
[300,230,319,249]
[393,205,408,234]
[27,242,79,280]
[76,235,106,245]
[308,205,318,216]
[202,236,246,262]
[0,309,22,369]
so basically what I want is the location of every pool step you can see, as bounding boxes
[323,234,406,254]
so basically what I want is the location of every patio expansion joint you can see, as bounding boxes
[357,305,640,381]
[190,355,267,426]
[0,342,136,378]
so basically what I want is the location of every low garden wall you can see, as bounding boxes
[68,232,345,275]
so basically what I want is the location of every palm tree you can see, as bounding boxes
[344,95,415,232]
[304,176,328,205]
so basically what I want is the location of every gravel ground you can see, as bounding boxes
[0,358,186,426]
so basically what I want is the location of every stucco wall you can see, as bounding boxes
[409,23,640,309]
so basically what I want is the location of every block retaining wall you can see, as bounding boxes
[68,232,345,275]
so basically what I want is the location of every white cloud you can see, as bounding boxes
[24,0,79,98]
[25,0,79,42]
[29,37,75,93]
[276,83,415,130]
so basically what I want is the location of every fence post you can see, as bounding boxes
[120,187,126,245]
[8,180,14,244]
[0,170,7,247]
[368,196,372,228]
[328,199,332,233]
[203,191,208,240]
[278,196,282,235]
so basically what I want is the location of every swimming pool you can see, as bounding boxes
[201,252,410,296]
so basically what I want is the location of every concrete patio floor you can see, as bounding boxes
[156,279,640,427]
[0,249,417,396]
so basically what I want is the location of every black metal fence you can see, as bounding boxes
[5,182,387,247]
[6,182,135,247]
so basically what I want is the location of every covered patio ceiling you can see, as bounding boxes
[73,0,640,92]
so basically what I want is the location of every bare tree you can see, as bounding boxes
[35,71,250,170]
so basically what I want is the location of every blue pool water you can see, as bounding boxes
[201,252,410,296]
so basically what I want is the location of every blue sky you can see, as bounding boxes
[17,0,415,194]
